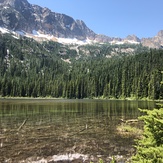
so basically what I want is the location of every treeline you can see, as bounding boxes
[66,49,163,99]
[0,34,163,99]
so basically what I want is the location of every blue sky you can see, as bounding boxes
[28,0,163,38]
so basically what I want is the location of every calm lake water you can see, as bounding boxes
[0,99,156,162]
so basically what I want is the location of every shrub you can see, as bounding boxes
[132,108,163,162]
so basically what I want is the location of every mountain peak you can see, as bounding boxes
[157,30,163,37]
[125,35,140,42]
[0,0,163,48]
[0,0,95,40]
[0,0,30,7]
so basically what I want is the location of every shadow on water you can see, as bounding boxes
[0,99,156,162]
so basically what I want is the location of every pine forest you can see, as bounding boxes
[0,33,163,99]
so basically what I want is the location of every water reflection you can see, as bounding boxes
[0,99,156,162]
[0,99,156,128]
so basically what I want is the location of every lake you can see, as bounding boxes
[0,99,156,162]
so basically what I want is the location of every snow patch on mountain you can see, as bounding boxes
[31,30,53,39]
[0,27,144,46]
[16,31,25,36]
[0,27,10,34]
[111,41,125,45]
[32,30,39,35]
[110,39,140,45]
[127,40,140,44]
[57,37,96,45]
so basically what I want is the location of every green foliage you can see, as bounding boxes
[132,108,163,162]
[110,156,116,163]
[0,33,163,99]
[98,158,104,163]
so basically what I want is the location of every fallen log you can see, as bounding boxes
[120,119,138,123]
[126,119,138,123]
[18,119,27,131]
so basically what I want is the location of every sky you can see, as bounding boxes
[28,0,163,39]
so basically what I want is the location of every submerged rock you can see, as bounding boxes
[19,153,131,163]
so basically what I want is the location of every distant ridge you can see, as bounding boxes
[0,0,163,48]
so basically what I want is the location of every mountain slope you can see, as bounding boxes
[0,32,163,99]
[0,0,163,48]
[0,0,95,40]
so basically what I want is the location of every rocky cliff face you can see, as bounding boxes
[0,0,163,48]
[0,0,96,40]
[141,30,163,48]
[0,0,34,31]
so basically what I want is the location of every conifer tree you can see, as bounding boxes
[132,72,163,162]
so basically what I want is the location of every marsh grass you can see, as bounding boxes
[117,123,143,138]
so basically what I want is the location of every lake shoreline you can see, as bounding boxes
[0,96,159,102]
[0,99,156,163]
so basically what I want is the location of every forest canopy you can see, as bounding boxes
[0,34,163,99]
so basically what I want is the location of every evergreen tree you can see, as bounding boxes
[132,71,163,162]
[0,33,163,99]
[132,108,163,162]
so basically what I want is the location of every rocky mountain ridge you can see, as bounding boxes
[0,0,163,48]
[0,0,96,40]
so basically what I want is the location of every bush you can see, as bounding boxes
[132,108,163,162]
